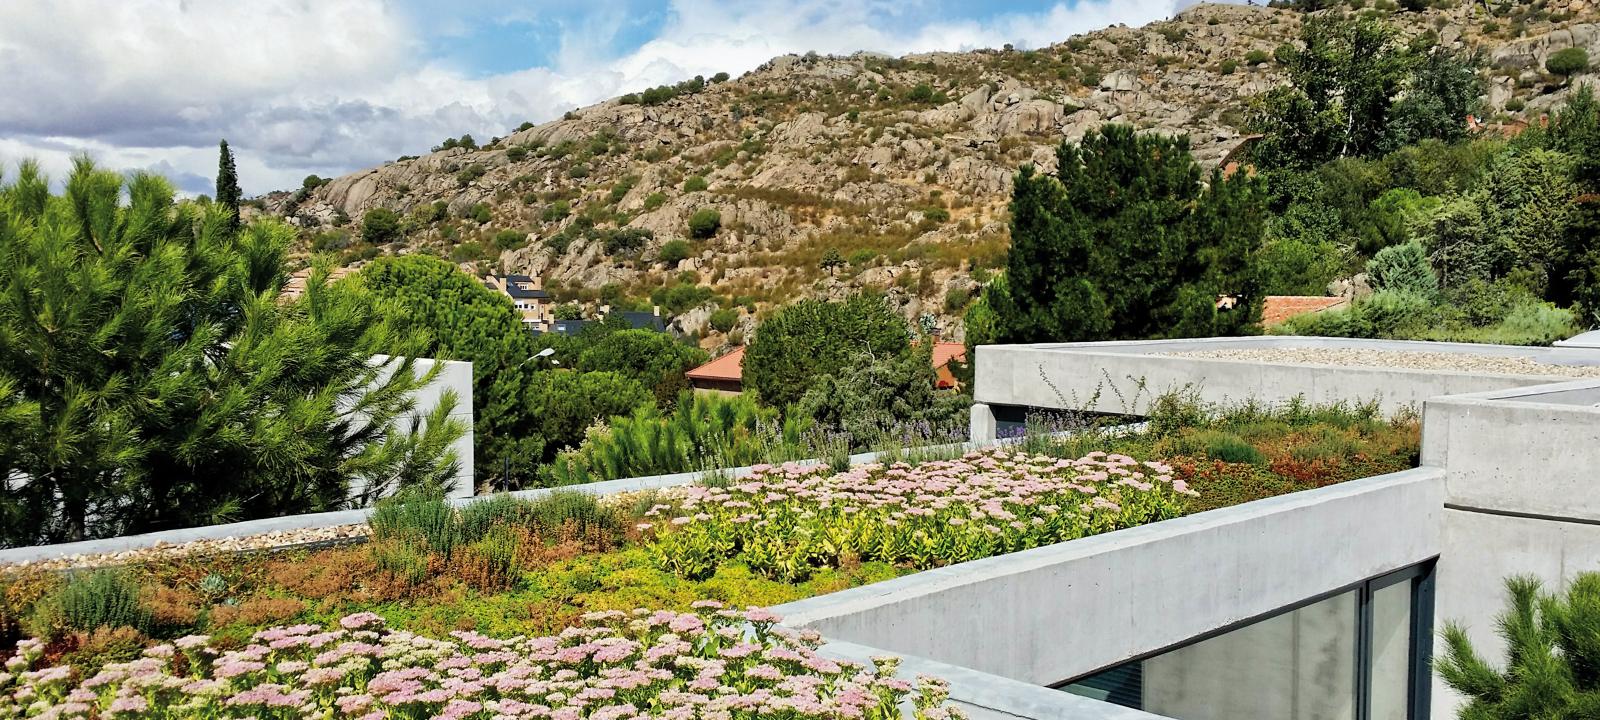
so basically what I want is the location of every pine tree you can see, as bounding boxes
[1438,573,1600,718]
[0,159,463,545]
[215,139,241,232]
[990,124,1265,344]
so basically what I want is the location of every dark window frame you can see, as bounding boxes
[1056,559,1438,720]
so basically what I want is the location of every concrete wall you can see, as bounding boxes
[774,467,1443,687]
[1420,380,1600,718]
[822,640,1175,720]
[369,355,475,498]
[971,337,1595,434]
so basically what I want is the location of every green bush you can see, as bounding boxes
[687,208,722,239]
[31,570,148,637]
[683,175,708,192]
[709,308,739,333]
[1245,49,1271,66]
[658,239,692,264]
[456,163,486,187]
[643,192,668,211]
[493,229,527,251]
[362,208,402,245]
[505,145,529,162]
[542,201,571,223]
[1277,290,1438,339]
[1366,241,1437,296]
[1219,59,1239,75]
[1547,47,1591,78]
[745,294,912,410]
[1196,431,1265,465]
[371,490,461,555]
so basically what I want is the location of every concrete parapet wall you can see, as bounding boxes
[821,640,1175,720]
[774,467,1444,686]
[973,337,1592,423]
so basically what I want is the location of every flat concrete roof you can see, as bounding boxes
[1001,336,1600,368]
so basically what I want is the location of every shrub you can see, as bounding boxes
[1547,47,1590,78]
[643,192,668,210]
[658,239,692,264]
[744,294,911,409]
[1276,290,1438,339]
[455,162,486,186]
[709,307,739,332]
[542,200,571,222]
[1505,98,1527,112]
[687,208,722,239]
[922,206,950,223]
[29,570,148,638]
[683,175,708,192]
[1439,573,1600,717]
[1366,241,1437,296]
[1197,430,1266,464]
[505,145,529,162]
[361,207,402,244]
[470,202,492,224]
[1219,59,1239,75]
[1246,49,1271,66]
[492,228,527,250]
[943,286,972,313]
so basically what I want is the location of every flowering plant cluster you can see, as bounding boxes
[0,605,962,720]
[647,448,1193,581]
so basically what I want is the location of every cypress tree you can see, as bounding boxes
[989,124,1265,344]
[216,139,241,232]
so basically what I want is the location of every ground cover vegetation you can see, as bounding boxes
[0,605,964,720]
[0,160,465,547]
[0,398,1417,682]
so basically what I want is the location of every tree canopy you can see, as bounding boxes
[0,159,462,545]
[744,294,911,410]
[985,124,1266,343]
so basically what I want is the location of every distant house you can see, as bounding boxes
[1262,295,1350,327]
[685,342,969,395]
[686,347,746,395]
[543,307,667,336]
[484,274,552,331]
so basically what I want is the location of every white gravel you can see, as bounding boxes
[1162,348,1600,378]
[0,524,370,573]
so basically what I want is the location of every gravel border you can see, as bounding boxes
[1162,348,1600,378]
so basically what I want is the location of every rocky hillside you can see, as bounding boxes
[260,0,1600,345]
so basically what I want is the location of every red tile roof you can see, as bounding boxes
[1262,295,1349,327]
[686,346,745,382]
[685,343,970,389]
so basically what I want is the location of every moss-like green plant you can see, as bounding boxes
[30,569,148,638]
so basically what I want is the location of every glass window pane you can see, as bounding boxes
[1133,590,1357,720]
[1370,579,1414,720]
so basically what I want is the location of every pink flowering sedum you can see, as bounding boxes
[0,609,963,719]
[648,447,1192,580]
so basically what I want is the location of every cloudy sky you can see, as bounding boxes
[0,0,1222,196]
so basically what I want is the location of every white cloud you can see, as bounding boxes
[0,0,1211,195]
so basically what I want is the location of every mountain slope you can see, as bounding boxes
[261,1,1600,344]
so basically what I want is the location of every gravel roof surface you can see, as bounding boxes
[0,524,370,572]
[1161,348,1600,378]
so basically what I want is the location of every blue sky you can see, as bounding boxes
[0,0,1221,195]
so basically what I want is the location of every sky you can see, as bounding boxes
[0,0,1230,197]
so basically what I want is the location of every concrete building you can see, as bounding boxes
[938,336,1600,719]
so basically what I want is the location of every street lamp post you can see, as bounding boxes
[505,348,559,492]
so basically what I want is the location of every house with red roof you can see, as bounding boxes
[685,342,969,396]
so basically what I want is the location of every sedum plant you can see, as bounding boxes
[0,605,966,720]
[1438,573,1600,718]
[645,447,1194,582]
